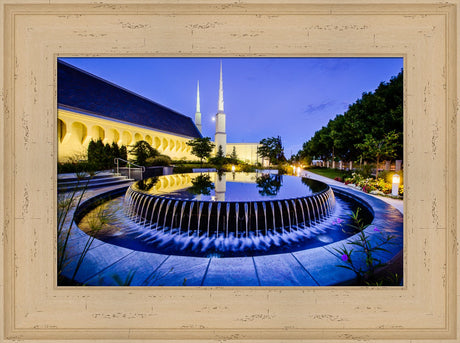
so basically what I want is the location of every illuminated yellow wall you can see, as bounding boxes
[226,143,260,164]
[57,108,196,162]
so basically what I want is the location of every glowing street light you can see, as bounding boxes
[392,174,400,196]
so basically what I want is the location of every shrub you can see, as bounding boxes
[239,164,256,172]
[356,163,374,178]
[58,161,99,174]
[172,163,214,174]
[362,183,375,193]
[172,165,194,174]
[87,139,126,169]
[171,158,190,164]
[276,164,290,175]
[129,140,159,166]
[146,155,172,166]
[376,178,392,194]
[345,172,401,195]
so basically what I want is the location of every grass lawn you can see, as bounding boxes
[306,167,351,180]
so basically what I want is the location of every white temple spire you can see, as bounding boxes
[195,80,202,134]
[196,80,201,113]
[218,60,224,113]
[215,61,227,154]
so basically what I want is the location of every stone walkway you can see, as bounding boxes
[59,174,403,287]
[301,170,404,214]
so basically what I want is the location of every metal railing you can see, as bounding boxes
[114,158,145,180]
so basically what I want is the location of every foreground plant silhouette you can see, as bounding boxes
[57,170,96,283]
[334,208,401,286]
[57,170,124,285]
[70,202,119,282]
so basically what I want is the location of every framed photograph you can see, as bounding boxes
[1,0,458,341]
[56,56,404,288]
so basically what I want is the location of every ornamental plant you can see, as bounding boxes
[186,137,215,167]
[129,140,160,166]
[334,208,398,285]
[57,170,95,283]
[345,172,401,196]
[58,173,122,285]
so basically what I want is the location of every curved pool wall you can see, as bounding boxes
[124,174,336,238]
[63,183,402,286]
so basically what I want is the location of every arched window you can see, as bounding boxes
[108,128,120,144]
[91,125,105,141]
[122,131,132,145]
[57,119,67,143]
[71,122,87,144]
[154,137,161,149]
[134,133,143,142]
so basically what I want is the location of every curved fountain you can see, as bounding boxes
[75,172,373,257]
[65,171,404,285]
[124,172,337,238]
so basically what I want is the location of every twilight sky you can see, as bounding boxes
[60,57,403,157]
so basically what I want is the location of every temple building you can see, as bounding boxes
[57,60,259,164]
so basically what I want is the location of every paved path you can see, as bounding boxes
[301,170,404,214]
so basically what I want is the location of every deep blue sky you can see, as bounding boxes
[60,57,403,156]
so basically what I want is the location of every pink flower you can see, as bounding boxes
[332,217,344,225]
[341,254,349,262]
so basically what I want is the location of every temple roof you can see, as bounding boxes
[57,60,202,139]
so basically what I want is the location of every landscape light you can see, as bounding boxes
[232,165,235,172]
[392,174,400,196]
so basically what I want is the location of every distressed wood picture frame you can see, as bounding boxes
[0,0,458,341]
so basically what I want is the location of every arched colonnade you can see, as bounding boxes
[58,112,192,162]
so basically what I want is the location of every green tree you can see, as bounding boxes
[298,71,403,163]
[111,142,120,159]
[103,143,112,168]
[120,145,128,165]
[229,146,238,163]
[255,174,281,196]
[95,139,104,158]
[87,140,97,163]
[189,174,215,195]
[129,140,159,166]
[216,145,225,159]
[355,131,399,179]
[257,136,285,165]
[186,137,215,166]
[211,145,226,169]
[87,138,105,168]
[110,141,125,167]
